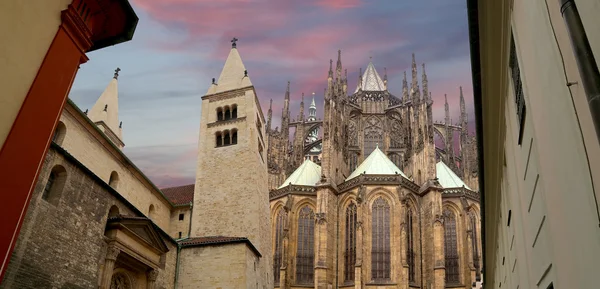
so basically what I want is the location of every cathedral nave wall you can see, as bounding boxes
[58,104,173,230]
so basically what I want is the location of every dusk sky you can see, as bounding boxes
[68,0,475,188]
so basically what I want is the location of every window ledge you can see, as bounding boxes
[208,116,246,128]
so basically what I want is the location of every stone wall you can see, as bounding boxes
[0,145,177,289]
[169,207,192,239]
[177,244,248,289]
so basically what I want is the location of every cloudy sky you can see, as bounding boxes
[68,0,474,188]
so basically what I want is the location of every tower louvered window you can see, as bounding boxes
[407,207,415,283]
[344,203,357,283]
[444,208,460,284]
[371,197,390,281]
[296,206,315,284]
[273,209,286,284]
[509,32,527,145]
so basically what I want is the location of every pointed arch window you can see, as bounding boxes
[444,208,460,284]
[344,203,357,283]
[273,209,287,284]
[371,197,390,281]
[296,206,315,285]
[470,212,481,281]
[406,206,415,283]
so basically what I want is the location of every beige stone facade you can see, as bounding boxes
[469,0,600,288]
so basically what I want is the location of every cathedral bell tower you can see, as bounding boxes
[189,38,271,288]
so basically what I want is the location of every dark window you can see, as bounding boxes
[273,209,286,284]
[109,171,119,189]
[444,208,460,284]
[224,131,231,145]
[52,122,66,145]
[509,32,527,145]
[232,130,238,145]
[178,232,182,239]
[216,132,223,147]
[470,212,481,281]
[407,207,416,283]
[507,210,512,227]
[42,172,56,201]
[179,213,184,221]
[296,206,315,285]
[371,197,390,281]
[344,203,357,283]
[217,108,224,121]
[232,105,238,119]
[225,107,231,120]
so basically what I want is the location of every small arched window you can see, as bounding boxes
[232,129,238,145]
[223,130,231,145]
[216,132,223,147]
[444,208,460,284]
[232,104,238,119]
[224,106,231,120]
[371,197,390,281]
[217,107,224,121]
[52,121,67,146]
[109,171,119,189]
[148,204,155,220]
[108,205,120,218]
[42,165,67,205]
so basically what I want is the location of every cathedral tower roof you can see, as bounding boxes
[208,38,252,95]
[278,159,322,189]
[346,145,408,181]
[88,68,124,147]
[354,60,386,93]
[436,161,471,190]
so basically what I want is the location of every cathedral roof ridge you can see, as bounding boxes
[436,161,471,190]
[277,159,322,189]
[346,146,408,181]
[354,60,386,93]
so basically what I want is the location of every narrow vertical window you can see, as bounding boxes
[217,108,224,121]
[225,106,231,120]
[224,130,231,145]
[296,206,315,284]
[371,197,390,281]
[232,130,238,145]
[42,165,67,205]
[109,171,119,189]
[470,212,481,281]
[444,208,460,284]
[52,121,67,146]
[407,207,415,283]
[509,32,527,145]
[273,209,286,284]
[216,132,223,147]
[344,203,357,283]
[232,105,238,119]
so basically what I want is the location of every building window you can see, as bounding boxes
[444,208,460,284]
[407,207,415,283]
[108,205,120,218]
[224,130,231,145]
[42,165,67,205]
[232,105,237,119]
[178,232,182,239]
[232,129,238,144]
[273,209,287,284]
[470,212,481,281]
[349,152,359,172]
[216,129,238,147]
[371,197,390,281]
[216,132,223,147]
[217,107,224,121]
[52,121,67,146]
[509,32,527,145]
[148,204,155,220]
[296,206,315,285]
[109,171,119,189]
[224,106,231,120]
[344,203,357,283]
[179,213,184,221]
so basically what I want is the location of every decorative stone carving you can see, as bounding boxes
[356,185,366,204]
[388,112,404,148]
[315,212,327,224]
[284,197,293,212]
[110,272,131,289]
[396,186,406,202]
[348,119,358,147]
[147,269,158,282]
[106,244,120,261]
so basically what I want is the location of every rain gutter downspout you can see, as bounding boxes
[559,0,600,144]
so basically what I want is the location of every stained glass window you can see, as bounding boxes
[444,208,459,284]
[371,197,390,281]
[273,209,287,284]
[344,203,357,282]
[296,206,315,284]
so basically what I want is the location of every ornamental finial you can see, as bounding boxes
[113,67,121,79]
[231,37,238,48]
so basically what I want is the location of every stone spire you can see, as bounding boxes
[459,86,469,178]
[411,53,421,104]
[309,92,317,121]
[383,67,388,90]
[336,49,343,81]
[422,63,428,100]
[358,67,363,91]
[445,93,455,166]
[402,71,408,102]
[267,99,273,133]
[328,59,333,79]
[298,93,305,122]
[88,67,124,148]
[207,37,252,95]
[282,81,291,132]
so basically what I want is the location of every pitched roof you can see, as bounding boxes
[355,61,386,93]
[208,47,252,95]
[436,161,471,190]
[179,236,261,257]
[161,184,194,205]
[278,159,322,189]
[346,146,408,181]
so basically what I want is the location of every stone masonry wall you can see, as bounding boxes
[0,147,177,289]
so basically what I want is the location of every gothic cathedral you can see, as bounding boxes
[266,49,481,289]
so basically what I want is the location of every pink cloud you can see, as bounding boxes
[316,0,362,9]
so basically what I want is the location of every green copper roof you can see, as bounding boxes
[436,161,471,190]
[278,159,322,189]
[346,146,407,181]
